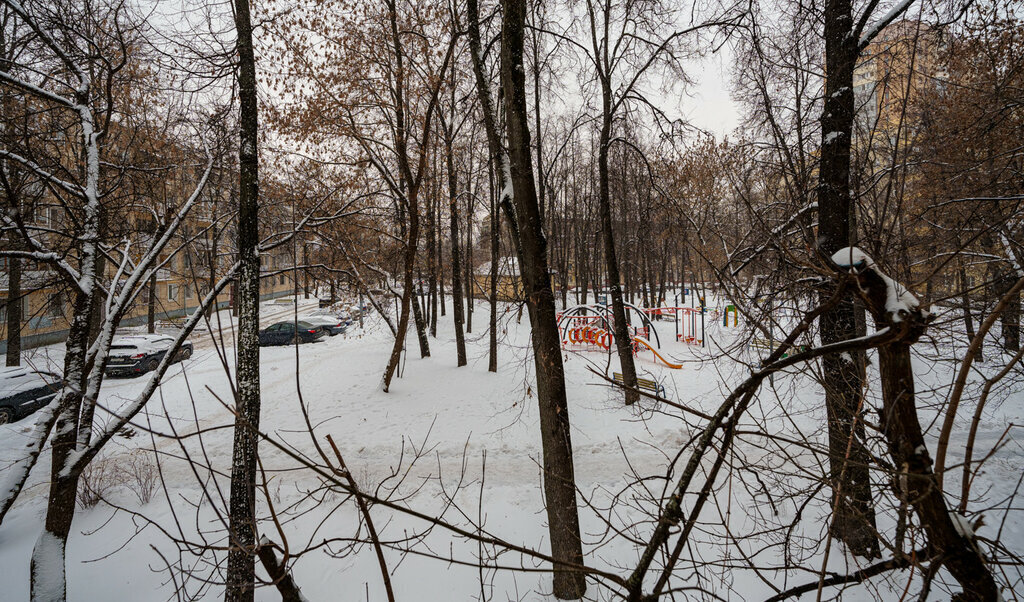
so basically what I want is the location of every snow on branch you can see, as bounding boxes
[0,214,87,293]
[0,398,60,525]
[831,246,921,321]
[68,261,242,475]
[857,0,916,51]
[998,230,1024,278]
[0,69,75,110]
[0,149,84,198]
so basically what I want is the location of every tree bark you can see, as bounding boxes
[224,0,262,597]
[996,269,1021,353]
[465,193,474,333]
[427,189,438,336]
[147,272,157,334]
[6,255,21,365]
[597,112,639,404]
[959,259,981,360]
[444,124,467,366]
[256,541,304,602]
[852,263,1000,601]
[500,2,586,596]
[413,269,430,357]
[488,179,499,373]
[816,0,879,558]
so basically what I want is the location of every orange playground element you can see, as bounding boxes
[565,325,612,349]
[631,336,683,369]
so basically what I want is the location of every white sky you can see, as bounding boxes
[681,49,741,139]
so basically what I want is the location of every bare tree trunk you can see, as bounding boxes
[146,272,157,334]
[488,178,499,373]
[500,2,585,596]
[6,255,21,365]
[31,288,94,602]
[597,111,639,405]
[997,269,1021,352]
[378,0,456,387]
[852,263,1000,601]
[959,258,981,359]
[256,542,304,602]
[383,198,419,389]
[224,0,262,597]
[816,0,879,558]
[427,190,438,337]
[465,194,474,333]
[413,269,430,357]
[443,122,467,366]
[438,197,446,318]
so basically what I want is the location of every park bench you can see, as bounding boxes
[613,372,666,397]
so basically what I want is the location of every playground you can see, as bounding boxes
[555,291,743,382]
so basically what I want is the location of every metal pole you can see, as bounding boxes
[701,305,705,348]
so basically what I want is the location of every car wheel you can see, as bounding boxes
[0,406,15,425]
[146,358,160,373]
[182,346,193,360]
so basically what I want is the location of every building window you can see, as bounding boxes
[279,275,285,285]
[33,206,52,226]
[0,296,28,323]
[47,292,64,318]
[168,283,179,301]
[185,284,194,300]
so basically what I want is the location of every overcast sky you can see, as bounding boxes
[683,49,741,139]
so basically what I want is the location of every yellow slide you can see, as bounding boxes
[633,336,682,369]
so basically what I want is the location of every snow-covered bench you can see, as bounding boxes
[613,372,666,397]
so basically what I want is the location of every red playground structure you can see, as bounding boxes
[556,303,689,369]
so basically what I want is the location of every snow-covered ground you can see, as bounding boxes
[0,294,1021,600]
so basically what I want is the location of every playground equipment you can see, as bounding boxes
[631,336,683,369]
[564,323,612,349]
[723,304,738,327]
[558,302,661,348]
[665,306,704,346]
[557,302,684,369]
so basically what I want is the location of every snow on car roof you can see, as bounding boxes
[0,367,60,394]
[109,334,183,353]
[301,315,341,323]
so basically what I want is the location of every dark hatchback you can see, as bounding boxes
[0,367,62,424]
[105,334,194,377]
[258,321,326,346]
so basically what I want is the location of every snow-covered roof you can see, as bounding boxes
[474,256,519,276]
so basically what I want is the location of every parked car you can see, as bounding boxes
[258,321,326,346]
[312,308,353,325]
[0,367,62,424]
[105,334,194,377]
[300,315,347,336]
